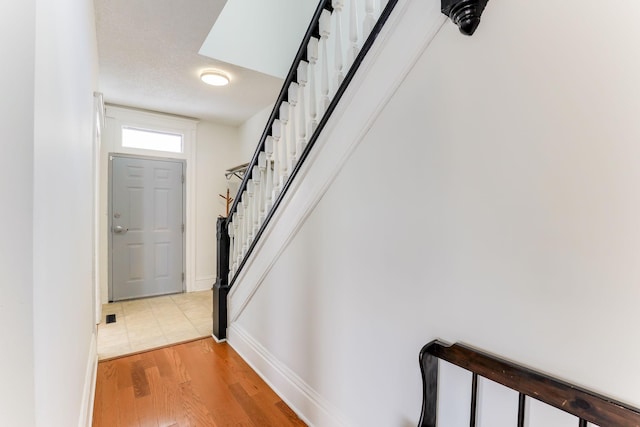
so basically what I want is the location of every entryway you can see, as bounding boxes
[109,154,185,301]
[97,289,213,359]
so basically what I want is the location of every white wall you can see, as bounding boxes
[238,103,274,161]
[33,0,100,426]
[230,0,640,425]
[196,121,243,289]
[0,1,36,425]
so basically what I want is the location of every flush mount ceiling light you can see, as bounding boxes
[200,70,230,86]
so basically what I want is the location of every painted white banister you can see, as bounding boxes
[222,0,395,294]
[279,102,290,185]
[319,9,331,114]
[245,182,254,243]
[271,120,282,195]
[287,83,299,168]
[364,0,376,35]
[307,38,319,134]
[348,0,360,64]
[264,137,275,211]
[252,165,261,234]
[332,0,345,88]
[297,61,309,155]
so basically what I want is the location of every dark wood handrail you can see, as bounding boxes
[419,340,640,427]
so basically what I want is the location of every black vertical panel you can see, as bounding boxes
[517,393,526,427]
[470,373,478,427]
[418,344,439,427]
[578,419,587,427]
[213,217,230,340]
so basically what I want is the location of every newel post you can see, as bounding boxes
[441,0,490,36]
[213,216,231,341]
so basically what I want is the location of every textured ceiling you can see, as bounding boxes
[95,0,284,125]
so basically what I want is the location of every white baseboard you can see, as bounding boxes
[211,333,226,343]
[78,331,98,427]
[228,323,350,427]
[191,276,215,292]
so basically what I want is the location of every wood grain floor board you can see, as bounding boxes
[117,386,140,427]
[175,342,251,426]
[92,338,306,427]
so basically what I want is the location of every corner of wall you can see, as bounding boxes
[78,331,98,427]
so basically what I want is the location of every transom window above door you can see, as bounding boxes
[122,126,184,153]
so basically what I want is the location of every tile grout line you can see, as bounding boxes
[98,290,213,360]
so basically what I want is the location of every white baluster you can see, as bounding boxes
[278,103,290,185]
[332,0,345,87]
[319,10,331,113]
[237,199,246,258]
[271,120,282,194]
[348,0,360,64]
[307,37,319,134]
[287,83,299,169]
[297,61,308,155]
[228,218,235,278]
[232,212,240,270]
[378,0,385,18]
[264,137,274,211]
[258,153,267,222]
[245,182,254,244]
[241,197,249,255]
[252,165,261,234]
[364,0,376,36]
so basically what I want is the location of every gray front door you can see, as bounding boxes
[110,155,184,301]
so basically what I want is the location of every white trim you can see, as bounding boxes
[228,323,349,427]
[194,275,215,292]
[228,0,446,322]
[93,93,104,324]
[78,331,98,427]
[211,333,226,343]
[102,106,199,301]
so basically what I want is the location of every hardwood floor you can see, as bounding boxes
[92,338,307,427]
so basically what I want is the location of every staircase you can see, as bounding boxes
[213,0,640,426]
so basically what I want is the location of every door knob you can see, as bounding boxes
[113,225,128,234]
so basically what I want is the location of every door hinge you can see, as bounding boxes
[182,272,185,282]
[181,224,185,233]
[182,174,185,183]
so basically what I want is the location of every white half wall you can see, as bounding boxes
[0,1,36,425]
[229,0,640,425]
[33,0,100,426]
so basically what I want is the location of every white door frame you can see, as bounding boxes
[93,92,104,323]
[100,106,198,304]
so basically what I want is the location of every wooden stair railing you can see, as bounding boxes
[419,340,640,427]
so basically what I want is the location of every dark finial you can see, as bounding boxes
[441,0,489,36]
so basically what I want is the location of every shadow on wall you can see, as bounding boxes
[400,417,416,427]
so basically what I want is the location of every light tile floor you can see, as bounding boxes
[97,290,213,360]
